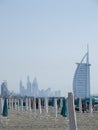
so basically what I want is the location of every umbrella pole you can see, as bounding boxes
[68,92,77,130]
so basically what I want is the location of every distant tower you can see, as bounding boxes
[73,46,90,98]
[19,80,26,96]
[1,81,9,97]
[32,77,39,97]
[19,80,23,95]
[27,76,31,96]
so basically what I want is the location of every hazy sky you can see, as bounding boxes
[0,0,98,96]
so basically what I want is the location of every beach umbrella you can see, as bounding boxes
[48,98,54,107]
[75,98,79,107]
[61,98,67,117]
[38,98,42,114]
[2,98,8,117]
[0,98,3,115]
[21,99,23,111]
[84,98,90,109]
[11,99,13,110]
[89,97,93,113]
[45,98,48,113]
[51,98,54,107]
[79,98,82,113]
[29,98,31,112]
[26,98,28,111]
[34,98,36,112]
[60,98,63,108]
[54,98,57,117]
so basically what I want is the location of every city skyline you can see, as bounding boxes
[0,77,61,97]
[0,0,98,96]
[19,76,61,97]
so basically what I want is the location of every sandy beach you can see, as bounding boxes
[0,107,98,130]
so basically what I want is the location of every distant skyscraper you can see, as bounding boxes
[27,76,31,96]
[73,46,90,98]
[1,81,9,97]
[19,80,26,96]
[32,77,39,97]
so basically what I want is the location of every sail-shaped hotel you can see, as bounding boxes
[73,47,90,98]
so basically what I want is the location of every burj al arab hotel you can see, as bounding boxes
[73,47,90,98]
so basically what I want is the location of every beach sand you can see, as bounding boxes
[0,108,98,130]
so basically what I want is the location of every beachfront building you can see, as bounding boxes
[73,47,90,98]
